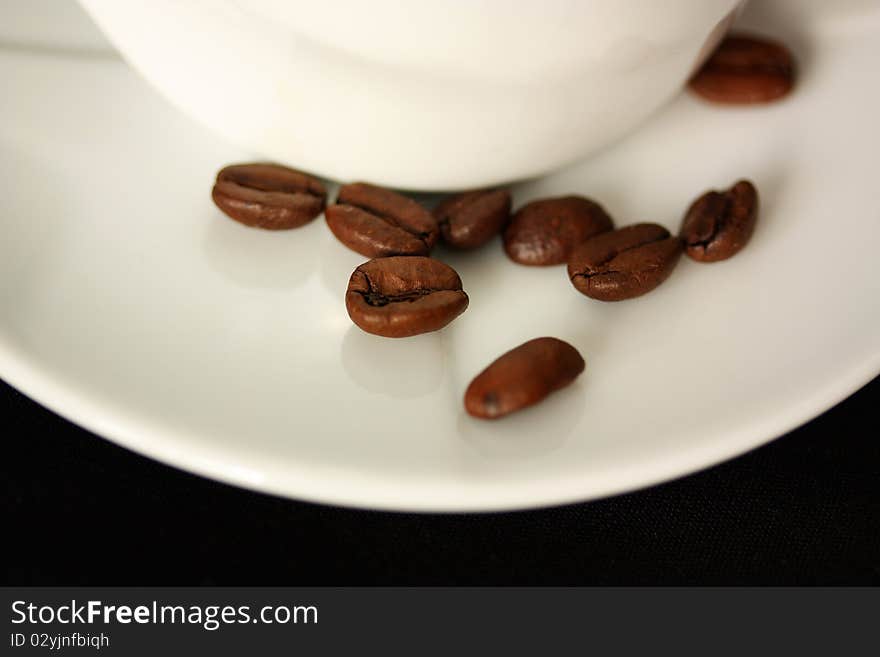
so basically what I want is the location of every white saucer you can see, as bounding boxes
[1,1,878,511]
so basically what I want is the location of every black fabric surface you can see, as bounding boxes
[3,375,878,585]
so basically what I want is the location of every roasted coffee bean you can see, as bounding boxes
[567,223,682,301]
[212,163,326,230]
[464,337,585,419]
[434,188,512,250]
[680,180,758,262]
[689,33,795,104]
[346,256,468,338]
[326,183,439,257]
[504,196,613,266]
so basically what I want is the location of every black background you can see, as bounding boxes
[3,375,878,585]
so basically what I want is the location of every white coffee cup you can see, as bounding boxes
[79,0,742,190]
